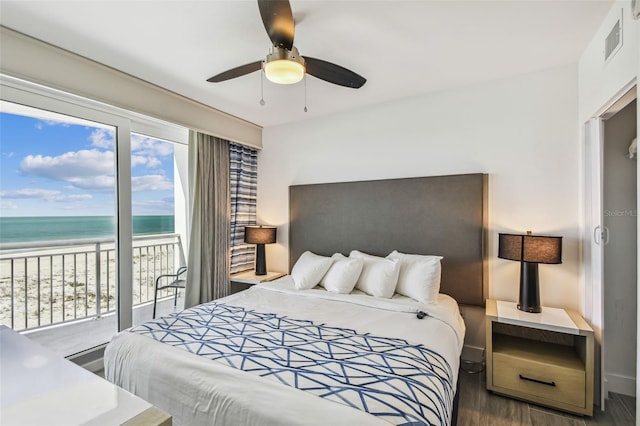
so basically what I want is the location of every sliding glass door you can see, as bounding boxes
[0,82,132,356]
[1,76,189,356]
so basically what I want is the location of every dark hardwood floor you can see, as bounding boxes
[458,369,636,426]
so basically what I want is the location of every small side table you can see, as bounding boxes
[230,270,285,294]
[485,299,594,416]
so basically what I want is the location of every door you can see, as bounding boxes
[583,117,606,408]
[583,84,638,409]
[0,78,133,355]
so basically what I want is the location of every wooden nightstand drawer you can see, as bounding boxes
[485,300,594,416]
[493,351,585,407]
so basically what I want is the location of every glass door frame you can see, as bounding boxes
[1,76,134,331]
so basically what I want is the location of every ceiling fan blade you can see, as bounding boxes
[258,0,294,50]
[207,61,263,83]
[303,57,367,89]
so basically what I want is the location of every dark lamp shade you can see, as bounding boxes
[498,233,562,264]
[244,226,277,245]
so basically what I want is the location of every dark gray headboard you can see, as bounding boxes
[289,174,488,306]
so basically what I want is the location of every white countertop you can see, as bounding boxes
[0,326,152,425]
[496,301,579,335]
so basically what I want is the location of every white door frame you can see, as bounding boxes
[583,116,605,408]
[582,79,637,409]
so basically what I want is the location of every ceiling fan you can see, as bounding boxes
[207,0,366,89]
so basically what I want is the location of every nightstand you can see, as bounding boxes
[485,299,594,416]
[230,270,285,294]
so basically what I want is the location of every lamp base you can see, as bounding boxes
[255,244,267,276]
[518,261,541,313]
[517,303,542,314]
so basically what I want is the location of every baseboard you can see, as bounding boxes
[461,344,485,363]
[604,372,636,397]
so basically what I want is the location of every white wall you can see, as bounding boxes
[578,1,639,123]
[258,64,581,351]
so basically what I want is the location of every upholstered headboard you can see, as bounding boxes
[289,174,488,306]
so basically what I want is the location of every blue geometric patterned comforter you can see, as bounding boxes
[130,301,455,425]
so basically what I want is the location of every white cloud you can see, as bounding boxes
[17,140,173,193]
[145,157,162,168]
[0,188,59,199]
[67,176,115,190]
[0,188,93,203]
[50,193,93,202]
[0,200,18,210]
[90,133,170,170]
[133,196,174,214]
[131,134,173,157]
[21,149,114,177]
[131,135,172,170]
[131,155,162,169]
[20,149,115,190]
[131,155,147,167]
[132,175,173,192]
[90,128,115,149]
[35,120,71,130]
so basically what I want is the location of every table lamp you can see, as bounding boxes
[244,225,277,275]
[498,231,562,313]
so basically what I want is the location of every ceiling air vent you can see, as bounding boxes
[604,13,622,63]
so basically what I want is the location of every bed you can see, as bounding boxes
[105,173,488,426]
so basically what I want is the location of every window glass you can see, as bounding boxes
[129,133,185,324]
[0,101,119,354]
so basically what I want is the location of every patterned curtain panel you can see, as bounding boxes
[229,143,258,274]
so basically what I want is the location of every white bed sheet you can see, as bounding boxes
[105,276,465,426]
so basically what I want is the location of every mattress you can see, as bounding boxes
[105,276,465,426]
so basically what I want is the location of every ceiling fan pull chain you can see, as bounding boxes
[259,70,266,106]
[303,76,308,112]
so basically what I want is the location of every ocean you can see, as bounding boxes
[0,216,175,244]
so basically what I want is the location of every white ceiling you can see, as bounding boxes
[0,1,613,128]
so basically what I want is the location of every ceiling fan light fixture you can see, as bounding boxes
[264,46,305,85]
[206,1,366,89]
[264,60,305,84]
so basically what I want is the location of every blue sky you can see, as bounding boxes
[0,111,174,217]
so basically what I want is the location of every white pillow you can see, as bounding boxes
[387,250,443,304]
[349,250,400,298]
[291,251,333,290]
[319,253,364,294]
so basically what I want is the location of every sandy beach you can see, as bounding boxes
[0,238,182,331]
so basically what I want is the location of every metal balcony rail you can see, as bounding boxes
[0,233,185,331]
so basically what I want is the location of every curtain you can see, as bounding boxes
[229,143,258,274]
[185,131,230,307]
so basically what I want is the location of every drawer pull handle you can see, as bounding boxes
[519,374,556,387]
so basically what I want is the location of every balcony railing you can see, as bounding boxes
[0,233,185,331]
